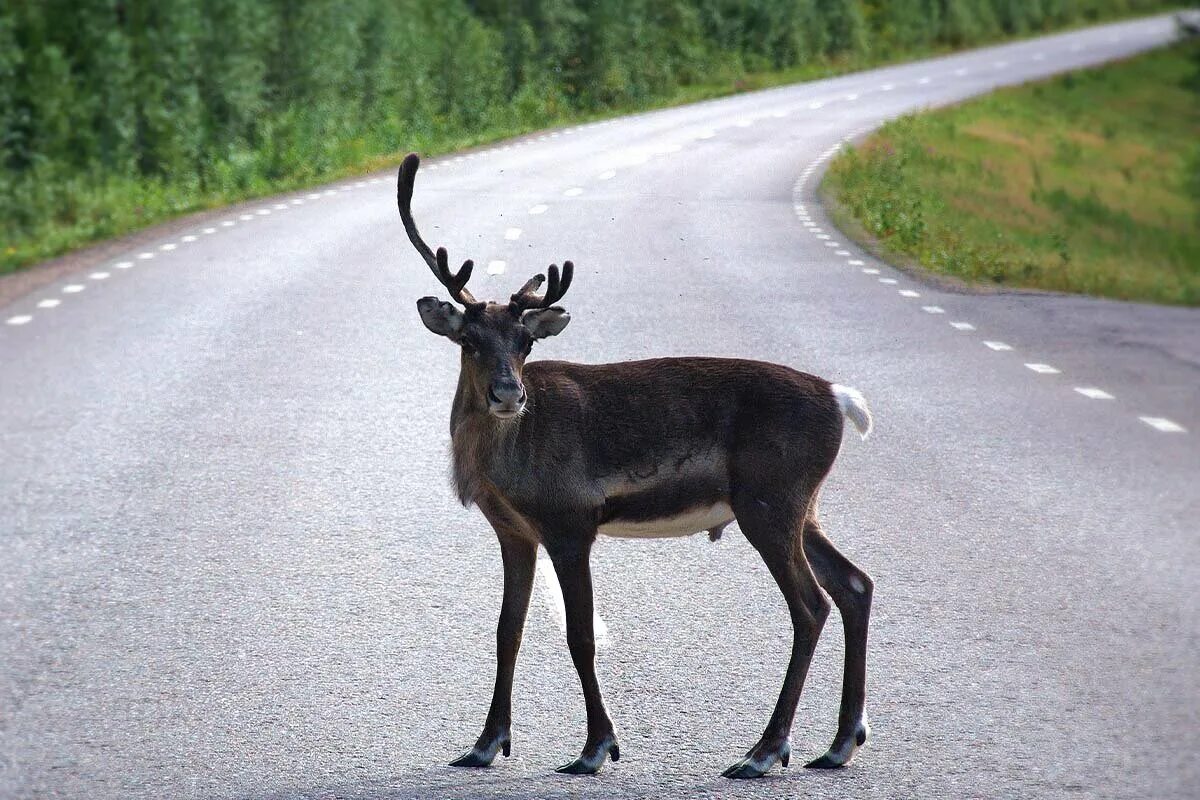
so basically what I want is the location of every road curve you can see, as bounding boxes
[2,14,1197,800]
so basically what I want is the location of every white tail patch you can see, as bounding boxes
[831,384,873,440]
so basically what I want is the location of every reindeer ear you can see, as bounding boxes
[521,306,570,339]
[417,296,465,339]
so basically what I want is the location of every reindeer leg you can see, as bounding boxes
[802,520,872,769]
[546,542,620,775]
[450,521,537,767]
[723,495,830,779]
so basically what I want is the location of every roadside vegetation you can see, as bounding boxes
[0,1,1183,275]
[825,35,1200,306]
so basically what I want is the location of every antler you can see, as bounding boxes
[397,153,477,306]
[511,261,574,310]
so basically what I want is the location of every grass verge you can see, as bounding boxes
[824,38,1200,306]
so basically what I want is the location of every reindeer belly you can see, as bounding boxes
[598,502,734,539]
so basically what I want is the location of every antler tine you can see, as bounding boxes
[511,261,574,310]
[435,248,477,305]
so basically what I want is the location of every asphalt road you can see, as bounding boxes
[2,14,1197,800]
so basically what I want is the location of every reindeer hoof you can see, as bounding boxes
[805,717,869,769]
[721,739,790,779]
[449,731,511,768]
[555,734,619,775]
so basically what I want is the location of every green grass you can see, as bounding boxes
[824,40,1200,306]
[2,7,1186,278]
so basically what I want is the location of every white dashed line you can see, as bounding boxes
[918,76,932,84]
[255,209,271,216]
[950,321,975,331]
[862,268,881,275]
[597,170,617,180]
[159,243,177,251]
[114,261,133,269]
[63,284,85,294]
[202,227,217,234]
[37,298,60,309]
[879,278,898,285]
[291,199,304,205]
[6,315,32,326]
[487,260,506,275]
[137,252,154,260]
[922,305,945,314]
[835,250,851,256]
[899,289,920,298]
[274,202,289,209]
[181,235,197,243]
[1075,387,1114,400]
[89,271,110,280]
[306,193,322,200]
[816,233,830,240]
[504,227,522,241]
[322,189,336,196]
[1139,416,1186,433]
[220,220,235,227]
[239,214,255,221]
[848,259,864,266]
[846,93,860,101]
[880,83,895,91]
[1025,363,1060,374]
[528,204,548,215]
[564,187,584,197]
[983,341,1012,351]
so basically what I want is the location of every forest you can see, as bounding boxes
[0,0,1179,272]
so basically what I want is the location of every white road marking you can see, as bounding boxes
[89,271,110,280]
[487,260,506,275]
[880,83,895,91]
[159,243,177,251]
[62,284,85,293]
[816,234,830,239]
[255,208,271,216]
[835,250,851,256]
[37,298,60,309]
[306,193,322,200]
[322,189,336,196]
[1075,387,1114,400]
[983,341,1012,351]
[181,235,197,243]
[862,268,880,275]
[597,170,617,180]
[846,93,860,101]
[1025,363,1060,374]
[6,315,32,326]
[137,252,155,260]
[537,558,609,647]
[114,261,133,269]
[950,321,975,331]
[220,220,235,227]
[918,76,932,84]
[899,289,920,297]
[273,202,289,209]
[922,305,945,314]
[504,227,522,241]
[564,187,584,197]
[848,259,864,266]
[1139,416,1186,433]
[528,204,548,215]
[879,278,898,285]
[290,199,304,205]
[239,214,255,221]
[202,227,217,234]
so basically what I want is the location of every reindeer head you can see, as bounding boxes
[398,153,572,420]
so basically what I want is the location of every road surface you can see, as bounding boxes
[2,13,1197,800]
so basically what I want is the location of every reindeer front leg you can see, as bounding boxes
[546,540,620,774]
[450,525,537,767]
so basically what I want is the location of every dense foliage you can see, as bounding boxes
[0,0,1180,272]
[824,39,1200,305]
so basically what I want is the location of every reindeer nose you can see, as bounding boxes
[487,382,527,417]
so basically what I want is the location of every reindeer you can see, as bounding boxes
[398,153,874,778]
